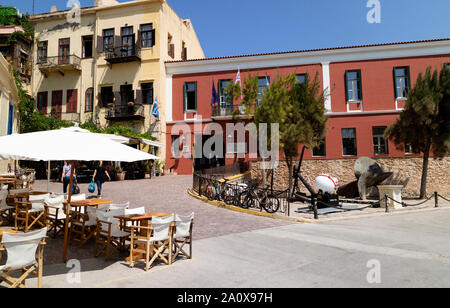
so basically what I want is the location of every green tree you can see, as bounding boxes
[229,72,328,192]
[385,66,450,199]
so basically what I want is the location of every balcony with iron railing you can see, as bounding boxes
[37,55,81,76]
[105,103,145,121]
[105,45,141,64]
[211,102,256,119]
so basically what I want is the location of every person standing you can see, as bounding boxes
[61,161,76,194]
[92,161,111,197]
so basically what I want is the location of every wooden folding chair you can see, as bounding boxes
[172,213,194,261]
[0,228,47,288]
[14,194,49,233]
[94,210,129,261]
[129,214,174,271]
[44,195,66,238]
[0,191,15,225]
[123,207,146,233]
[69,206,97,247]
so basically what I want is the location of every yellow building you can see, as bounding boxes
[30,0,204,146]
[0,53,19,174]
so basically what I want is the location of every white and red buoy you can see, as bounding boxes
[314,174,339,194]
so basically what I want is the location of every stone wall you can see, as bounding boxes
[251,157,450,198]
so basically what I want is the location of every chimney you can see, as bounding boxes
[50,6,57,13]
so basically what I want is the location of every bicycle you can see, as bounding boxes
[238,181,280,214]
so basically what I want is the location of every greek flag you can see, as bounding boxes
[152,97,159,119]
[235,68,241,85]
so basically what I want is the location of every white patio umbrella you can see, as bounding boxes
[0,127,160,262]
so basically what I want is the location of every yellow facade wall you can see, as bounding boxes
[0,54,19,174]
[31,0,204,150]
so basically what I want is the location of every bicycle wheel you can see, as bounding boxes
[238,191,254,209]
[261,194,280,213]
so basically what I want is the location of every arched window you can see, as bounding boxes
[85,88,94,112]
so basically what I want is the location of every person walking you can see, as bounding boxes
[92,161,111,197]
[61,161,76,194]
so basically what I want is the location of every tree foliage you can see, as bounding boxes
[385,65,450,198]
[227,72,328,191]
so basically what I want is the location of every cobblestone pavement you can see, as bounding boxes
[32,176,293,265]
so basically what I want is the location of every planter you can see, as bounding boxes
[116,172,126,181]
[378,185,404,209]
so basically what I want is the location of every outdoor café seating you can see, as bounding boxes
[129,214,175,271]
[109,201,130,211]
[123,207,146,231]
[172,213,195,261]
[15,193,49,233]
[0,190,14,225]
[0,227,47,288]
[44,195,66,238]
[95,209,130,261]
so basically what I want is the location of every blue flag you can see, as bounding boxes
[152,97,159,118]
[211,80,219,106]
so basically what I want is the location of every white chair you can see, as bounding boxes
[1,184,8,191]
[15,194,49,233]
[109,201,130,211]
[172,213,195,261]
[44,195,66,238]
[124,207,146,230]
[8,188,30,195]
[129,214,175,271]
[0,190,14,224]
[0,227,47,288]
[95,209,129,261]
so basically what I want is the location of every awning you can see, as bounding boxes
[141,139,165,148]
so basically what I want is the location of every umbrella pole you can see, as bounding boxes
[62,160,74,263]
[47,161,51,193]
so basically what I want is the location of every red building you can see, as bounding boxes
[164,39,450,175]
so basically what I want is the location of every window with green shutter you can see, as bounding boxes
[184,82,197,112]
[345,70,362,102]
[394,66,411,99]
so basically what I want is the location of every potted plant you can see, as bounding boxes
[115,166,126,181]
[155,161,163,177]
[144,162,151,179]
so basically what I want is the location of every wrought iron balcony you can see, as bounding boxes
[211,103,256,119]
[105,104,145,121]
[105,45,141,64]
[37,55,81,77]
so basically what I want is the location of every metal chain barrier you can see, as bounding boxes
[384,192,450,212]
[438,194,450,203]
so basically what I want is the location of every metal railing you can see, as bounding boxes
[211,104,256,118]
[105,45,141,62]
[37,55,81,69]
[106,104,145,120]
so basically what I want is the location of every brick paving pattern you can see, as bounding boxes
[32,175,293,265]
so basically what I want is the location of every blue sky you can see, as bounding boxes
[3,0,450,58]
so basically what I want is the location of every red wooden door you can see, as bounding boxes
[51,90,63,119]
[66,89,78,113]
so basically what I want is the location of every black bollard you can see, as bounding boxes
[385,194,390,213]
[312,197,318,220]
[435,192,438,208]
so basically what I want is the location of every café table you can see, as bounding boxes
[114,212,173,262]
[63,199,113,246]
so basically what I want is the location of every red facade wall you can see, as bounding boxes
[167,54,450,175]
[330,55,450,113]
